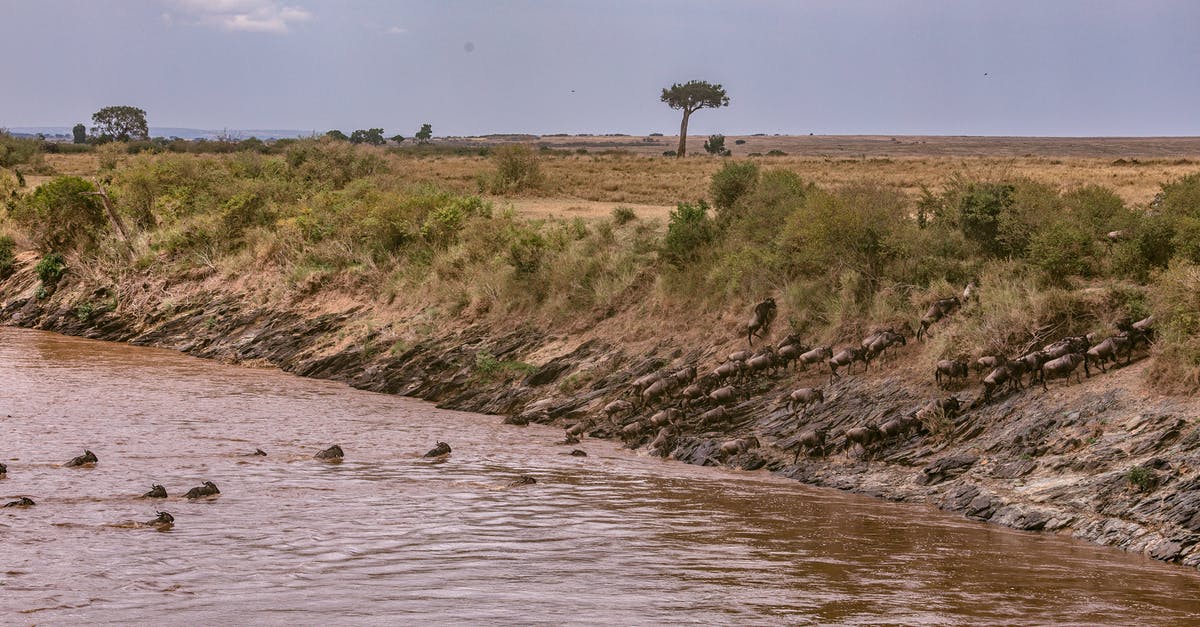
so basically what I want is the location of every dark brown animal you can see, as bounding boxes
[65,450,98,467]
[0,462,6,477]
[604,399,635,419]
[698,406,728,427]
[917,296,961,341]
[844,423,883,455]
[147,511,174,528]
[746,297,777,345]
[1012,351,1050,386]
[708,385,741,405]
[935,358,969,387]
[973,354,1004,377]
[423,441,452,458]
[649,408,679,427]
[649,426,674,454]
[315,444,344,460]
[508,476,537,487]
[184,481,220,499]
[718,436,760,459]
[671,365,697,387]
[143,484,167,498]
[621,420,645,441]
[864,331,906,366]
[712,361,743,384]
[1042,335,1090,360]
[982,364,1017,402]
[4,497,35,507]
[743,351,777,378]
[776,342,809,370]
[727,350,753,363]
[640,378,673,407]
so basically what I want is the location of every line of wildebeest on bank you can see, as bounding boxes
[576,282,1156,464]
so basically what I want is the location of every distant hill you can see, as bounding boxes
[5,127,315,140]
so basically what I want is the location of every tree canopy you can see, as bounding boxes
[72,123,87,144]
[660,81,729,158]
[415,123,433,144]
[349,128,386,145]
[91,105,148,142]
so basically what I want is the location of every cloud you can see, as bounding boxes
[385,26,407,35]
[170,0,312,34]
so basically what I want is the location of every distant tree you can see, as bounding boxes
[72,123,87,144]
[390,134,405,144]
[349,128,386,146]
[415,123,433,144]
[90,105,149,142]
[660,81,729,158]
[325,129,349,141]
[703,134,729,156]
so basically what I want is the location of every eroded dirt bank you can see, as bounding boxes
[3,255,1199,571]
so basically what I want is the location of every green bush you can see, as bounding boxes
[0,132,42,168]
[35,252,67,289]
[1027,220,1094,285]
[662,200,717,270]
[1127,465,1158,492]
[611,206,636,225]
[956,182,1015,256]
[1147,259,1200,391]
[9,176,107,251]
[0,235,15,278]
[486,144,543,194]
[220,192,273,240]
[709,160,759,214]
[1157,173,1200,220]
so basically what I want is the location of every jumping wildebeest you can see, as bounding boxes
[793,426,829,462]
[315,444,344,460]
[65,450,98,467]
[935,358,969,388]
[917,296,961,341]
[184,481,220,499]
[1040,352,1089,391]
[746,297,777,345]
[143,484,168,498]
[828,347,867,382]
[784,387,825,415]
[797,346,833,371]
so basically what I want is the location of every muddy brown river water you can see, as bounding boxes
[2,327,1199,624]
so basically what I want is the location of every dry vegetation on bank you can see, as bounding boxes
[3,131,1200,392]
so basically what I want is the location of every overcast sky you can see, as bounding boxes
[3,0,1198,136]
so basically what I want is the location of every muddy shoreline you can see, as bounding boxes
[3,258,1200,571]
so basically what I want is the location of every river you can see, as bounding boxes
[1,327,1198,624]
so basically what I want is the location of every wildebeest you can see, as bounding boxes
[1012,350,1050,386]
[793,426,829,462]
[1086,334,1138,372]
[4,497,35,507]
[1042,335,1090,360]
[620,420,645,442]
[935,358,969,387]
[746,297,778,345]
[649,426,674,455]
[0,462,6,477]
[423,441,452,458]
[1040,352,1089,391]
[698,406,729,427]
[863,331,906,366]
[917,296,961,341]
[670,365,697,387]
[915,396,961,430]
[604,399,635,420]
[184,481,220,499]
[65,450,98,467]
[640,378,673,408]
[315,444,344,460]
[743,350,778,379]
[828,347,867,382]
[649,408,679,427]
[844,423,883,456]
[708,385,743,406]
[784,387,825,415]
[776,342,810,370]
[629,372,662,396]
[973,354,1005,378]
[718,436,760,460]
[712,361,743,384]
[962,280,979,305]
[796,346,833,371]
[147,511,174,528]
[981,363,1021,402]
[143,484,168,498]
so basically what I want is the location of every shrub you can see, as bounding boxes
[662,150,676,157]
[1027,220,1094,285]
[709,160,759,214]
[0,132,42,168]
[0,235,15,278]
[611,206,636,225]
[1147,259,1200,392]
[220,192,273,240]
[703,134,727,155]
[734,139,746,145]
[35,252,67,290]
[766,149,787,156]
[486,144,543,194]
[1157,173,1200,220]
[957,182,1015,256]
[9,176,107,251]
[662,200,717,270]
[1127,465,1158,492]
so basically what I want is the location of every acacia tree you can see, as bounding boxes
[349,128,386,145]
[661,80,729,158]
[91,106,149,142]
[415,123,432,144]
[72,123,87,144]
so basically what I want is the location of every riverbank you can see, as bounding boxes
[3,249,1200,571]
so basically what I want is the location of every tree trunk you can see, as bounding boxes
[676,109,691,158]
[86,187,134,260]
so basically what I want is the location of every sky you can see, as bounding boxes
[2,0,1198,137]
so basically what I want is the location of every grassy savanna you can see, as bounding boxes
[3,131,1200,391]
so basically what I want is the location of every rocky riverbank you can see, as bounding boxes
[3,253,1200,570]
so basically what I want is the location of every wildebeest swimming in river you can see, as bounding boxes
[143,484,168,498]
[184,481,220,499]
[4,497,35,507]
[65,449,98,467]
[314,444,344,461]
[423,441,452,458]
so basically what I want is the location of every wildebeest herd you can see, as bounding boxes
[571,284,1156,467]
